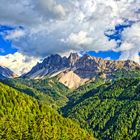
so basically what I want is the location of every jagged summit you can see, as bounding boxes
[22,54,70,79]
[23,53,80,79]
[68,53,80,67]
[23,53,140,88]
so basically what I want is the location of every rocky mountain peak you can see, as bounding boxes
[23,54,70,78]
[43,54,63,67]
[82,54,93,59]
[124,60,140,69]
[68,53,80,67]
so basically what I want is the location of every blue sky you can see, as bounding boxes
[0,25,17,55]
[0,36,17,56]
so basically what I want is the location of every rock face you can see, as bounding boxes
[0,66,17,79]
[23,53,140,88]
[58,71,89,89]
[74,55,140,79]
[68,53,80,67]
[22,54,69,79]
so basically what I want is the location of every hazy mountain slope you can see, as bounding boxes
[0,66,17,79]
[0,82,95,140]
[62,78,140,140]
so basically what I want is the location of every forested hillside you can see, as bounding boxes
[1,78,69,108]
[1,73,140,140]
[0,82,95,140]
[112,69,140,79]
[62,78,140,140]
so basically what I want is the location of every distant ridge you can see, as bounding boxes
[0,66,17,79]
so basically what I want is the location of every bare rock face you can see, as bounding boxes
[58,71,89,89]
[23,53,140,88]
[74,54,140,79]
[0,66,17,79]
[74,54,101,78]
[68,53,80,67]
[23,54,70,78]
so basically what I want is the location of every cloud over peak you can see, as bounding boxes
[0,52,39,75]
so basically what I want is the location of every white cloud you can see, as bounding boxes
[0,0,139,66]
[68,31,93,46]
[118,42,135,51]
[37,0,66,19]
[118,23,140,63]
[5,29,25,40]
[105,57,111,60]
[4,0,122,57]
[0,0,66,26]
[0,52,39,75]
[119,50,140,63]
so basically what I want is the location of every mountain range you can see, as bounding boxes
[1,53,140,88]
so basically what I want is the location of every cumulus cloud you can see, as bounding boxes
[0,0,140,75]
[2,0,124,56]
[36,0,66,19]
[0,0,66,26]
[5,29,25,40]
[118,22,140,63]
[68,31,93,46]
[0,52,39,75]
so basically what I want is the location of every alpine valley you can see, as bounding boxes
[0,53,140,140]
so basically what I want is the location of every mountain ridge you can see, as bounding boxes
[22,53,140,88]
[1,53,140,88]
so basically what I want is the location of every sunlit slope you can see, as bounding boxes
[0,82,95,140]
